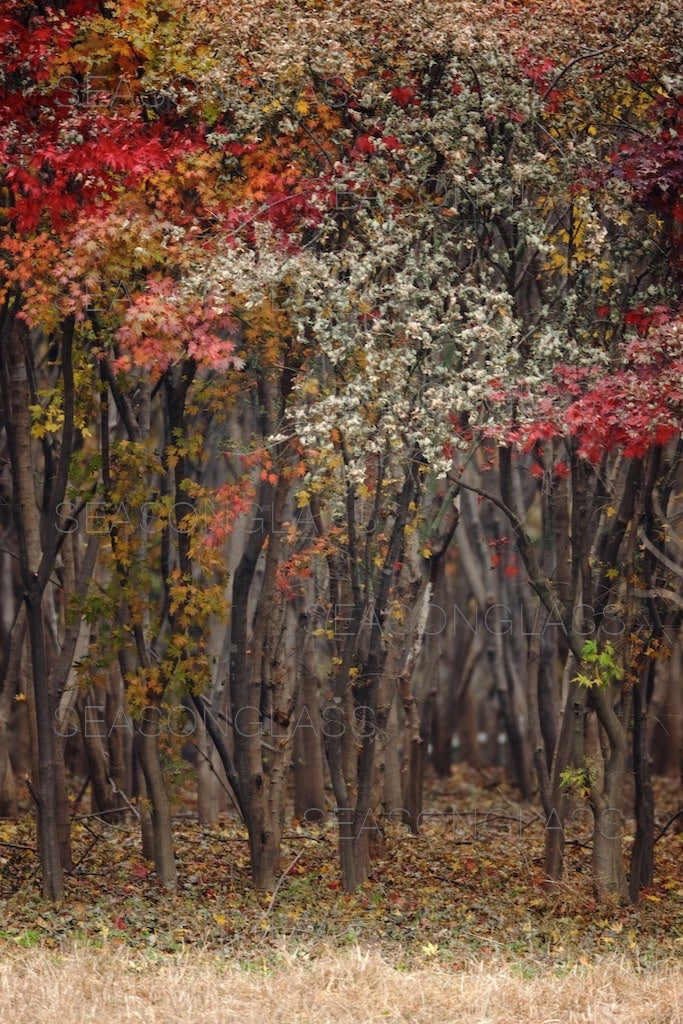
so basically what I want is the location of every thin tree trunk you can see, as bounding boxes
[544,661,586,883]
[26,590,63,898]
[135,708,177,890]
[0,605,26,818]
[0,678,17,818]
[589,689,630,903]
[402,685,435,834]
[527,628,552,816]
[0,318,73,899]
[196,713,222,826]
[293,614,326,823]
[629,666,655,900]
[133,750,155,862]
[78,689,126,822]
[105,666,132,802]
[381,694,403,816]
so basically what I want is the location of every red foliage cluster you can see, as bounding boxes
[0,1,208,232]
[516,45,560,111]
[610,101,683,228]
[503,311,683,462]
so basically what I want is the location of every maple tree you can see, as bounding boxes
[0,0,243,895]
[484,310,682,900]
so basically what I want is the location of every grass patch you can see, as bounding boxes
[0,945,681,1023]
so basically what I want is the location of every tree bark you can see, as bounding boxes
[134,708,177,890]
[589,688,631,903]
[293,673,326,824]
[78,688,127,822]
[0,317,76,899]
[629,666,655,900]
[0,605,26,819]
[196,713,222,827]
[0,676,17,818]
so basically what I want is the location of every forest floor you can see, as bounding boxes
[0,765,681,1022]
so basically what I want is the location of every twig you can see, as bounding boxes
[654,808,683,844]
[25,774,40,807]
[263,848,306,918]
[69,836,101,872]
[72,805,135,823]
[69,817,105,872]
[70,773,91,817]
[192,738,243,821]
[108,782,141,821]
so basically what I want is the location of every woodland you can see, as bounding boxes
[0,1,682,1018]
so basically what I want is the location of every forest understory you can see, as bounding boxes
[2,767,681,969]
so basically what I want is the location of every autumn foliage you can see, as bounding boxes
[0,0,681,914]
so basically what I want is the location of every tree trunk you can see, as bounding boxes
[0,320,66,899]
[244,739,290,890]
[133,750,155,862]
[629,667,655,901]
[0,606,24,819]
[337,807,370,893]
[293,615,326,823]
[196,713,222,827]
[544,666,586,883]
[135,710,176,890]
[650,633,682,778]
[26,590,64,899]
[592,801,629,903]
[78,689,127,822]
[229,467,284,887]
[588,687,631,904]
[105,666,132,803]
[402,685,435,834]
[53,726,72,871]
[381,694,403,816]
[0,680,17,818]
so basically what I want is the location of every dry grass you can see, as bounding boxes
[0,946,681,1024]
